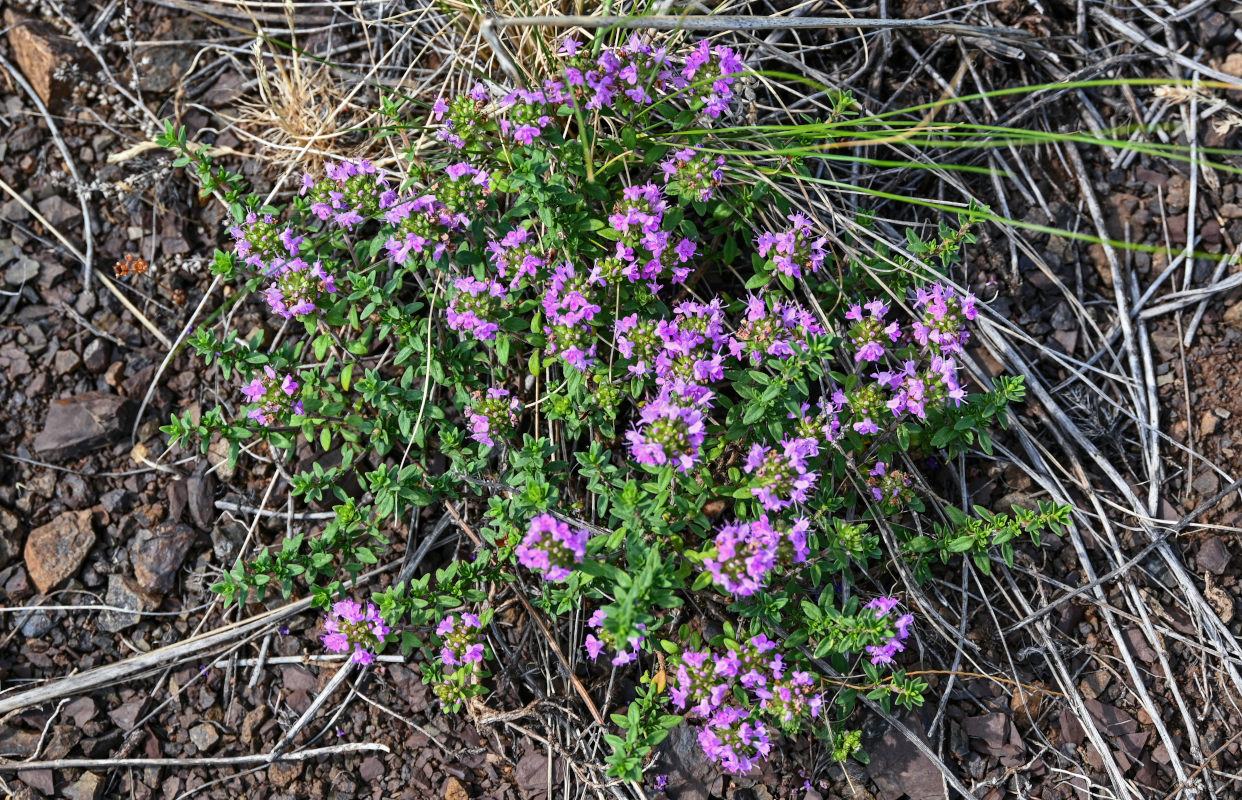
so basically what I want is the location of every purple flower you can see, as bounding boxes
[755,213,827,278]
[467,387,522,447]
[517,514,588,582]
[911,282,977,354]
[241,365,304,426]
[626,392,707,471]
[321,599,389,663]
[446,276,506,341]
[744,437,820,511]
[703,516,810,597]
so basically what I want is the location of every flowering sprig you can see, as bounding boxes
[468,388,522,448]
[321,599,391,665]
[516,514,588,582]
[241,366,303,426]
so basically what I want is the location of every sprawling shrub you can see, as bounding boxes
[160,31,1064,784]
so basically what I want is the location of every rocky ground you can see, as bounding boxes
[1,1,1242,800]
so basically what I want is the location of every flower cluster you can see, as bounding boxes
[756,213,828,278]
[702,516,810,596]
[229,211,300,272]
[447,275,506,341]
[583,608,646,666]
[671,634,822,774]
[434,612,487,709]
[863,597,914,666]
[240,366,303,426]
[302,159,396,227]
[660,147,727,202]
[264,257,337,319]
[846,299,901,362]
[912,283,978,354]
[730,294,824,365]
[868,461,915,511]
[321,600,390,665]
[744,437,820,511]
[467,388,522,448]
[626,392,708,472]
[516,514,588,582]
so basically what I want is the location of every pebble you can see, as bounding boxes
[83,338,109,373]
[132,523,197,594]
[54,349,82,375]
[189,723,219,752]
[4,257,39,286]
[23,509,96,593]
[33,391,133,462]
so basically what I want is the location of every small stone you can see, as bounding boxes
[187,467,216,530]
[103,361,124,388]
[132,523,197,595]
[82,339,109,373]
[359,756,385,782]
[1079,670,1111,700]
[43,725,80,760]
[98,574,159,632]
[1201,410,1219,437]
[1198,537,1231,575]
[33,391,134,462]
[17,768,54,796]
[53,350,81,375]
[1224,299,1242,328]
[443,776,469,800]
[5,257,39,286]
[188,723,219,752]
[1193,471,1219,495]
[108,698,145,731]
[18,604,53,638]
[1,198,30,222]
[3,9,81,111]
[24,509,95,593]
[64,696,98,727]
[0,239,16,266]
[62,772,104,800]
[267,762,301,789]
[36,195,81,228]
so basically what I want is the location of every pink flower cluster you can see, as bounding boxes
[660,147,727,202]
[437,612,485,667]
[703,516,810,596]
[863,597,914,666]
[671,634,823,774]
[321,599,390,665]
[516,514,588,582]
[756,213,828,278]
[241,365,303,426]
[744,437,820,511]
[467,388,522,448]
[583,608,646,666]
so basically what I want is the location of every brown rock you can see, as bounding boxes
[33,392,134,462]
[108,698,145,730]
[866,711,944,800]
[359,756,384,782]
[53,349,81,375]
[1198,537,1231,575]
[1224,53,1242,78]
[24,509,95,593]
[132,523,196,594]
[267,762,301,789]
[443,776,470,800]
[187,466,216,530]
[36,195,81,228]
[82,339,109,373]
[43,725,80,760]
[98,574,159,633]
[17,768,53,796]
[63,772,104,800]
[3,10,81,111]
[188,723,219,752]
[64,697,98,727]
